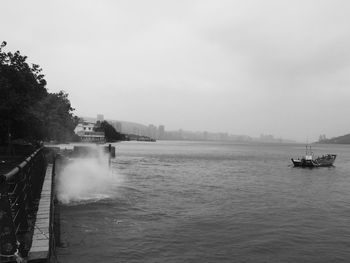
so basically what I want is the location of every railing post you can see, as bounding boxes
[13,167,30,234]
[0,176,17,256]
[0,147,46,259]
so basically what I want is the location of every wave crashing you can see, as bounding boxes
[56,147,123,204]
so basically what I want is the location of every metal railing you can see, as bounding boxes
[0,147,46,259]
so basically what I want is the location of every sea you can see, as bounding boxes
[55,141,350,263]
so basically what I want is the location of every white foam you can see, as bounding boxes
[56,146,123,204]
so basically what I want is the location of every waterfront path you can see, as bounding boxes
[28,164,53,262]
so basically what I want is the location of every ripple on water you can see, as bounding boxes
[57,142,350,262]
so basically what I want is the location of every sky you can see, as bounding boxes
[2,0,350,142]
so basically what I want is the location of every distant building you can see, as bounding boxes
[130,127,136,135]
[158,125,165,140]
[74,122,94,133]
[148,124,157,140]
[74,121,105,143]
[97,114,104,122]
[203,131,208,140]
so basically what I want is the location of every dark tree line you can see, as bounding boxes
[0,41,78,144]
[95,121,125,142]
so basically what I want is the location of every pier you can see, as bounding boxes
[0,144,115,262]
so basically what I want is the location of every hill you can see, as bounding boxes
[318,134,350,144]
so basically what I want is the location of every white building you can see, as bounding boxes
[74,121,105,143]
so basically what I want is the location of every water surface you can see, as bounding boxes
[56,141,350,262]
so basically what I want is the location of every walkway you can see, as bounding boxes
[28,164,53,262]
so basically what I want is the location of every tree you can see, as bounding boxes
[95,121,125,142]
[0,41,48,142]
[38,91,79,142]
[0,41,77,143]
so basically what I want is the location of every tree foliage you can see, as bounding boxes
[95,121,125,142]
[37,91,79,142]
[0,41,77,143]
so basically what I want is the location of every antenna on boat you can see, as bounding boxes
[305,136,310,155]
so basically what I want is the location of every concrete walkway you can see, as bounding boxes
[28,164,53,262]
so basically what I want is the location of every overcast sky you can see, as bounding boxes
[2,0,350,141]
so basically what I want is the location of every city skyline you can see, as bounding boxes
[84,114,296,142]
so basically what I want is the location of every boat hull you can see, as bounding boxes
[291,154,336,168]
[291,159,316,168]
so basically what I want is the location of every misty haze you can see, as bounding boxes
[2,1,350,142]
[1,1,350,263]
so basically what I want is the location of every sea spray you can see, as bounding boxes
[56,146,123,204]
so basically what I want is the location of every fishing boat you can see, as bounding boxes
[291,146,336,168]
